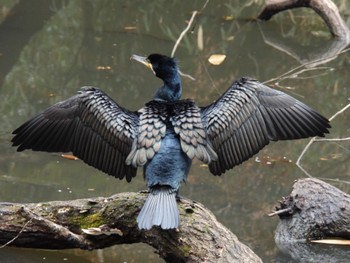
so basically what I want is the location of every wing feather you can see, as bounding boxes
[12,86,139,181]
[171,100,217,163]
[201,77,330,175]
[125,101,167,167]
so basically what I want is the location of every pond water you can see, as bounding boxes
[0,0,349,262]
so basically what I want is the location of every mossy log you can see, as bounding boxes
[0,193,261,263]
[273,178,350,262]
[258,0,350,39]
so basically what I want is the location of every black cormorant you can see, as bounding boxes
[12,53,330,230]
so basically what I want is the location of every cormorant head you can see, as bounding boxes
[131,53,182,101]
[131,54,179,83]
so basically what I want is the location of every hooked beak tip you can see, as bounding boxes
[130,54,147,63]
[130,54,155,74]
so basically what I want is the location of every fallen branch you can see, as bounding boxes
[273,178,350,262]
[273,178,350,240]
[258,0,350,39]
[0,193,262,263]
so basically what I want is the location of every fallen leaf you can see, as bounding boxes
[197,24,203,51]
[223,16,234,21]
[96,66,112,71]
[208,54,226,65]
[61,154,78,161]
[124,26,137,30]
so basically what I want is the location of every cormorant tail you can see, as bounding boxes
[137,186,179,230]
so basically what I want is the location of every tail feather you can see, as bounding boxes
[137,187,179,230]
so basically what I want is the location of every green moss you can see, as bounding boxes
[179,244,191,257]
[71,213,105,229]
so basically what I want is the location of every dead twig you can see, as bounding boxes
[0,217,33,249]
[296,102,350,177]
[314,137,350,142]
[171,11,198,57]
[171,0,209,57]
[268,207,292,217]
[263,48,350,85]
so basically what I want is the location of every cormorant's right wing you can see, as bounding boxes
[12,87,139,182]
[201,77,330,176]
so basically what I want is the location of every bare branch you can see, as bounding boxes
[171,11,198,57]
[258,0,350,39]
[296,102,350,177]
[315,137,350,142]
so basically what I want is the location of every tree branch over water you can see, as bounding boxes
[258,0,350,40]
[296,102,350,178]
[0,193,262,263]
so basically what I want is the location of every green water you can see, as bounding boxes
[0,1,349,262]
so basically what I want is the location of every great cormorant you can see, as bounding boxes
[12,53,330,230]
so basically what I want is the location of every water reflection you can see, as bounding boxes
[0,1,349,262]
[276,241,350,263]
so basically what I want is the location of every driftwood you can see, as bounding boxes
[273,178,350,262]
[258,0,350,40]
[0,192,262,263]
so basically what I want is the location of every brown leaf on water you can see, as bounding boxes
[319,154,342,161]
[255,156,293,165]
[223,16,234,21]
[96,66,112,71]
[197,24,203,51]
[208,54,226,65]
[310,239,350,245]
[331,153,343,159]
[124,26,137,30]
[61,154,78,161]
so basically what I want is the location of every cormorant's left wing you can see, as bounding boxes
[12,87,139,182]
[201,77,330,176]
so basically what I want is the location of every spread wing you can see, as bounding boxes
[201,77,331,176]
[12,87,139,182]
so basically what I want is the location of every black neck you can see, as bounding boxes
[154,74,182,101]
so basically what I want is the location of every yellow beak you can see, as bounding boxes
[130,54,155,74]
